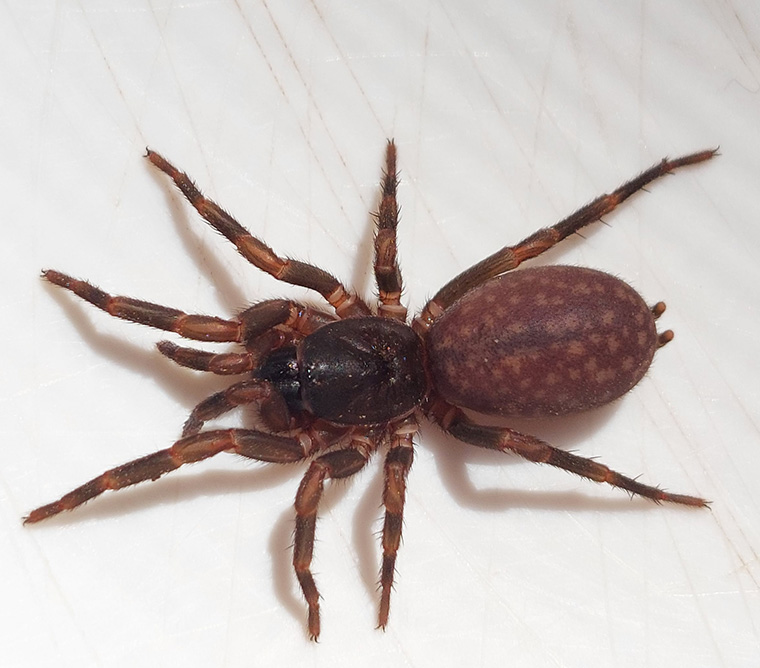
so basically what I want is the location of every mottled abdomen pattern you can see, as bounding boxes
[426,266,659,417]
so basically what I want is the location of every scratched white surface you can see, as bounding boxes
[2,2,759,667]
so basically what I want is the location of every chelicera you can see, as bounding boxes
[27,142,714,639]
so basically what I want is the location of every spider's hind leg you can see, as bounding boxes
[414,148,717,333]
[426,395,708,507]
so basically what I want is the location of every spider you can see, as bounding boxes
[27,141,714,639]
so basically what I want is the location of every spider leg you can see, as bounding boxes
[158,321,289,376]
[293,435,377,640]
[24,429,310,525]
[378,416,418,629]
[146,150,372,318]
[157,341,262,375]
[237,300,337,341]
[179,379,290,437]
[157,301,337,375]
[44,269,242,341]
[426,396,709,507]
[414,149,717,333]
[374,140,407,321]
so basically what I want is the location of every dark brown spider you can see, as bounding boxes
[27,141,714,639]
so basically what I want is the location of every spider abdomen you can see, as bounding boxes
[426,265,659,417]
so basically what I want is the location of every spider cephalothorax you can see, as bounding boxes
[27,141,713,639]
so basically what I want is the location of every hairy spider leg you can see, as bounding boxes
[178,379,290,436]
[24,428,311,525]
[156,300,336,375]
[25,365,326,525]
[414,149,718,334]
[157,339,265,375]
[43,269,243,341]
[236,299,337,340]
[378,415,418,629]
[146,150,372,319]
[293,435,378,640]
[426,395,709,507]
[374,140,407,321]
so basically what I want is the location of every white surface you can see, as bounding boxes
[2,2,759,667]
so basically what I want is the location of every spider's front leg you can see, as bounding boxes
[426,396,708,507]
[43,269,242,341]
[374,140,407,321]
[146,150,372,318]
